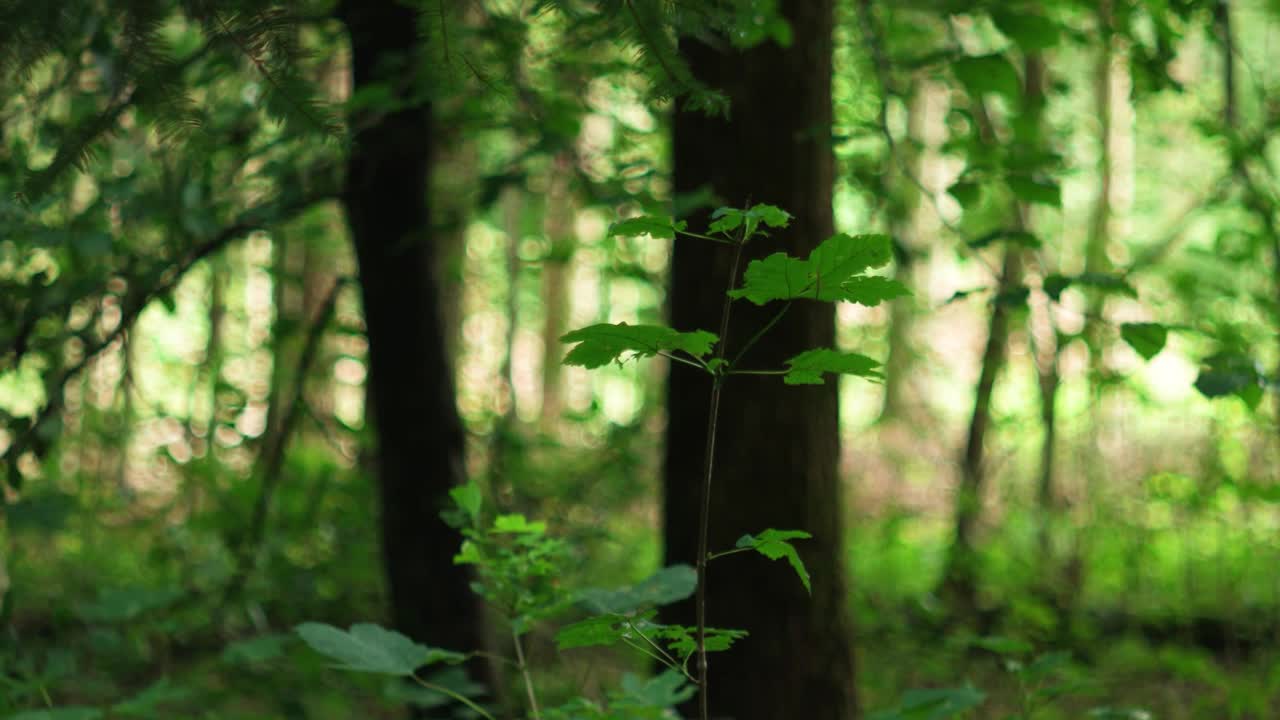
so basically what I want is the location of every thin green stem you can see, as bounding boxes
[705,546,753,561]
[411,675,496,720]
[729,302,790,369]
[659,350,711,372]
[677,229,736,245]
[621,636,680,671]
[725,369,788,377]
[623,618,689,679]
[694,231,748,720]
[512,628,542,720]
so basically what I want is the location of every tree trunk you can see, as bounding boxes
[337,0,486,695]
[664,2,856,718]
[938,53,1048,618]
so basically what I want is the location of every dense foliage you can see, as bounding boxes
[3,0,1280,718]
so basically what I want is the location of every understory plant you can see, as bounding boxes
[295,204,906,719]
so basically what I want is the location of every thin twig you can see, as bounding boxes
[411,674,496,720]
[512,627,542,720]
[224,276,350,604]
[694,228,748,720]
[729,302,790,369]
[0,190,336,476]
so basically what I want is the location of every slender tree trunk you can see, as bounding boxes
[337,0,486,698]
[939,247,1021,615]
[488,187,523,486]
[1084,0,1115,399]
[879,82,929,424]
[938,54,1049,617]
[1217,0,1280,456]
[664,2,855,718]
[539,154,574,430]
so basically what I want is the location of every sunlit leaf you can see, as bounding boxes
[709,204,791,235]
[561,323,718,368]
[782,349,882,386]
[491,514,545,534]
[449,483,483,524]
[729,233,907,306]
[607,215,687,240]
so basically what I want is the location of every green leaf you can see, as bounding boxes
[1073,272,1138,298]
[1042,274,1071,301]
[1120,323,1167,361]
[947,181,983,210]
[953,54,1022,101]
[782,349,882,386]
[1007,176,1061,207]
[991,11,1061,50]
[221,633,289,665]
[728,233,907,306]
[560,323,718,369]
[620,670,697,708]
[709,204,792,236]
[112,679,190,717]
[1194,352,1261,403]
[735,529,813,593]
[449,483,482,524]
[491,514,545,534]
[868,686,986,720]
[555,613,637,650]
[76,586,182,623]
[967,229,1041,250]
[71,232,113,258]
[608,216,687,240]
[579,565,697,614]
[1022,650,1073,683]
[655,624,749,659]
[971,635,1033,656]
[294,622,464,676]
[1042,273,1137,302]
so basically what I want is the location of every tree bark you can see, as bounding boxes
[337,0,486,696]
[663,2,856,718]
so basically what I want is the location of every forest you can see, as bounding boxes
[2,0,1280,718]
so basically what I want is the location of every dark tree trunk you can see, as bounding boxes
[338,0,485,689]
[663,2,856,718]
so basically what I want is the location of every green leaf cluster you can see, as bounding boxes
[728,233,908,306]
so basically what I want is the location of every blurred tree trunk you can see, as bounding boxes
[1083,1,1115,415]
[539,154,575,430]
[337,0,487,697]
[938,55,1049,618]
[488,187,524,487]
[663,2,856,718]
[879,81,929,424]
